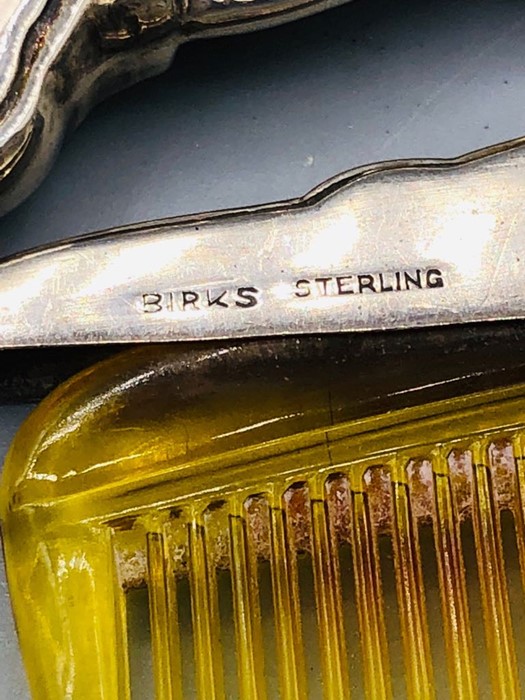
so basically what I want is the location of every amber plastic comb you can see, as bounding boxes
[3,337,525,699]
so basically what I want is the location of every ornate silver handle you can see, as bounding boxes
[0,0,349,217]
[0,137,524,347]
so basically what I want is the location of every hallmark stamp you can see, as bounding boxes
[141,286,260,313]
[294,268,445,298]
[137,268,445,315]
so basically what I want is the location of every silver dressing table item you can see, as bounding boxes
[0,0,350,217]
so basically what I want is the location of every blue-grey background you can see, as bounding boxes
[1,0,525,696]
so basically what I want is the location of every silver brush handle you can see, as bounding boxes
[0,138,524,347]
[0,0,348,217]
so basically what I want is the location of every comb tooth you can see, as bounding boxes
[113,582,132,700]
[146,529,183,700]
[269,490,308,700]
[228,506,268,700]
[432,460,478,699]
[349,480,392,700]
[511,436,525,594]
[188,517,226,700]
[111,535,132,700]
[309,477,351,700]
[390,460,435,700]
[470,442,521,698]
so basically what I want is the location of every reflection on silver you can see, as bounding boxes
[0,0,352,217]
[0,138,524,347]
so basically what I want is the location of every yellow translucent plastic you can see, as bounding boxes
[2,343,525,699]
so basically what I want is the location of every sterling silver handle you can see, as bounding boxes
[0,0,350,218]
[0,138,524,347]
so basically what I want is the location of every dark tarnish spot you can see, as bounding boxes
[284,483,312,555]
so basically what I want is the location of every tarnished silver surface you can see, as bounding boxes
[0,0,349,218]
[0,138,525,347]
